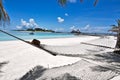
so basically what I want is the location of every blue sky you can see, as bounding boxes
[3,0,120,33]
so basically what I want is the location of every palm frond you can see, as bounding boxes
[117,19,120,27]
[111,25,117,27]
[58,0,98,7]
[0,0,10,26]
[58,0,67,6]
[110,20,120,32]
[94,0,98,6]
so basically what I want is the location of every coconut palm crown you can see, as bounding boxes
[58,0,98,6]
[0,0,10,26]
[110,20,120,32]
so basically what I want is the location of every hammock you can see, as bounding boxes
[0,29,117,57]
[0,29,57,56]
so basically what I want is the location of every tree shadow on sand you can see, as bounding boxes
[59,50,120,74]
[0,61,9,77]
[19,65,47,80]
[0,61,9,72]
[82,51,120,73]
[50,73,81,80]
[90,66,112,72]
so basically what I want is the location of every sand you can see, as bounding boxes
[0,35,120,80]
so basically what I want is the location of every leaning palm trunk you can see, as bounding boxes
[114,20,120,54]
[114,34,120,54]
[115,29,120,48]
[114,32,120,54]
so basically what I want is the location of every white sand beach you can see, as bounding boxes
[0,35,120,80]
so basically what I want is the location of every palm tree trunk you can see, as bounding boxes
[114,27,120,54]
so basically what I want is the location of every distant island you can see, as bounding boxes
[71,29,81,35]
[13,28,55,33]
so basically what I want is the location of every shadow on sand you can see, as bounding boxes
[0,61,9,72]
[19,66,47,80]
[0,61,9,77]
[58,50,120,74]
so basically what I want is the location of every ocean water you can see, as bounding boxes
[0,31,75,41]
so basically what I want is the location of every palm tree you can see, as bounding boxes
[0,0,10,26]
[111,20,120,53]
[58,0,98,6]
[58,0,120,54]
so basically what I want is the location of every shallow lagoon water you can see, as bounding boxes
[0,31,75,41]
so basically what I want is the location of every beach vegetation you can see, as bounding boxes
[34,28,55,32]
[71,29,81,35]
[13,28,55,33]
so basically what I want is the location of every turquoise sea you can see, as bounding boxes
[0,31,75,41]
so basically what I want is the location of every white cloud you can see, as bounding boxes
[80,24,110,33]
[70,26,76,30]
[21,19,27,26]
[65,13,69,16]
[16,25,22,29]
[29,18,39,28]
[16,18,39,30]
[68,0,77,3]
[70,25,80,31]
[84,24,90,31]
[29,18,35,24]
[20,19,30,29]
[57,17,64,23]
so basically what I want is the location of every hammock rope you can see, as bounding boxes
[0,29,117,57]
[0,29,57,56]
[81,42,120,51]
